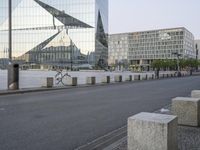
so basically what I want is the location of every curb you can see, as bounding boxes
[0,74,198,96]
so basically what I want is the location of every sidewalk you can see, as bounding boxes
[1,74,198,96]
[104,105,200,150]
[0,76,174,96]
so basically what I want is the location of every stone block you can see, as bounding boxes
[172,97,200,126]
[128,112,178,150]
[43,77,53,88]
[67,77,77,86]
[86,77,96,85]
[191,90,200,98]
[125,75,132,81]
[102,76,110,83]
[114,75,122,82]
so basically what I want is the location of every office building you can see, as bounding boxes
[195,40,200,59]
[109,27,195,70]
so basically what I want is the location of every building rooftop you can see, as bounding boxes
[110,27,191,36]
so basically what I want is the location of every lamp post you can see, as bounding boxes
[196,44,199,71]
[8,0,12,60]
[7,0,19,90]
[70,42,74,71]
[172,52,182,77]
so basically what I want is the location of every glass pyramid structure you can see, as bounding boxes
[0,0,108,68]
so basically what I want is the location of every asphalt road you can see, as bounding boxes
[0,76,200,150]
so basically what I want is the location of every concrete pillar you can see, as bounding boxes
[172,97,200,126]
[114,75,122,82]
[43,77,54,88]
[125,75,132,82]
[128,112,178,150]
[67,77,77,86]
[102,76,110,84]
[191,90,200,98]
[8,63,19,90]
[86,77,96,85]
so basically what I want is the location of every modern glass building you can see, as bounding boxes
[0,0,108,69]
[109,27,195,70]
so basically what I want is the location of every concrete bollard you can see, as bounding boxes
[163,74,166,78]
[114,75,122,82]
[172,97,200,126]
[141,74,147,80]
[159,74,163,78]
[145,74,148,80]
[151,74,155,80]
[134,75,140,81]
[67,77,78,86]
[125,75,132,82]
[43,77,54,88]
[86,77,96,85]
[128,112,178,150]
[102,76,110,84]
[191,90,200,98]
[146,74,150,80]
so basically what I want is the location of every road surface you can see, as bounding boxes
[0,76,200,150]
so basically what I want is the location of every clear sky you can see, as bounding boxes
[109,0,200,39]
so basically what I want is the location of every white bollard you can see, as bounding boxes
[152,74,155,79]
[125,75,132,82]
[86,77,96,85]
[159,74,163,78]
[67,77,78,86]
[42,77,54,88]
[172,97,200,126]
[134,75,140,81]
[114,75,122,82]
[102,76,110,84]
[128,112,178,150]
[141,74,147,80]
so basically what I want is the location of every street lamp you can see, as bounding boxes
[196,44,199,71]
[70,42,74,71]
[172,52,182,77]
[7,0,19,90]
[8,0,12,60]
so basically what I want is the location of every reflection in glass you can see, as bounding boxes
[0,0,108,69]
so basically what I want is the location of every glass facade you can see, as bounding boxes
[109,27,195,66]
[0,0,108,69]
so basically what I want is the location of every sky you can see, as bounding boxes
[109,0,200,39]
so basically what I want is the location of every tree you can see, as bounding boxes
[151,60,163,78]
